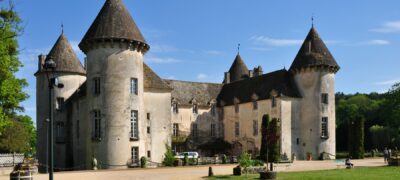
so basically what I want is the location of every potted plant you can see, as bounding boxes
[140,156,147,168]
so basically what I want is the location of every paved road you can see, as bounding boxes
[0,158,386,180]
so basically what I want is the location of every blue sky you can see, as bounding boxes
[5,0,400,123]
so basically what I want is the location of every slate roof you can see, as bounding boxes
[164,80,223,107]
[217,69,301,106]
[289,27,340,72]
[224,54,249,82]
[35,33,86,76]
[143,63,171,90]
[79,0,148,51]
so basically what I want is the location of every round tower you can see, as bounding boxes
[35,33,86,172]
[79,0,150,169]
[289,26,340,160]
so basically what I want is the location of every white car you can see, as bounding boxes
[174,152,199,159]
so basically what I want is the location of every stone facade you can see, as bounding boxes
[35,0,339,172]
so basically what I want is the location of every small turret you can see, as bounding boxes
[224,54,249,83]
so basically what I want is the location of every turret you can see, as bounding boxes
[35,33,86,172]
[79,0,149,169]
[290,26,339,160]
[223,54,249,84]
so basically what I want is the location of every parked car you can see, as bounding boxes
[174,152,199,159]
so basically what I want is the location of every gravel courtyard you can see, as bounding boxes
[0,158,386,180]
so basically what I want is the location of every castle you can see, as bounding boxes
[35,0,339,171]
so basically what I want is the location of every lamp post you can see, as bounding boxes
[43,57,63,180]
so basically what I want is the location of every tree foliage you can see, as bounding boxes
[259,114,280,163]
[259,114,269,162]
[348,114,364,159]
[163,144,176,166]
[0,1,35,153]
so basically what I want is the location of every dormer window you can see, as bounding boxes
[272,96,277,107]
[193,104,198,114]
[234,98,240,113]
[253,101,258,110]
[211,103,216,116]
[172,102,179,114]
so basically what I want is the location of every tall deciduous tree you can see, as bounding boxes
[0,1,35,153]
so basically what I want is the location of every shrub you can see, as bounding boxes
[183,154,189,166]
[140,156,147,168]
[222,154,227,164]
[251,159,264,166]
[163,144,176,166]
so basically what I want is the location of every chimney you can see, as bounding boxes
[248,70,254,78]
[257,66,263,76]
[224,72,230,84]
[38,54,46,71]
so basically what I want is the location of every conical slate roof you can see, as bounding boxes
[289,27,339,72]
[35,33,86,75]
[79,0,147,51]
[226,54,249,82]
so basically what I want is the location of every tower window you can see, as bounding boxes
[130,110,139,140]
[235,122,240,137]
[130,78,138,95]
[56,97,64,111]
[211,124,216,137]
[173,123,179,137]
[321,117,328,138]
[192,123,198,138]
[253,120,258,136]
[193,104,198,114]
[147,113,150,120]
[147,150,151,158]
[92,110,101,140]
[93,77,101,94]
[321,93,328,104]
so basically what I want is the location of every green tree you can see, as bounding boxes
[348,114,364,159]
[259,114,270,162]
[0,120,29,152]
[0,1,35,153]
[267,118,280,163]
[239,152,252,175]
[163,144,176,166]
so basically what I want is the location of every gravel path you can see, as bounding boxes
[0,158,386,180]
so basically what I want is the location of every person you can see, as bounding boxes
[384,147,389,164]
[345,157,354,168]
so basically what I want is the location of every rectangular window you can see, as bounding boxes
[92,110,101,140]
[131,146,139,165]
[172,103,179,114]
[211,124,216,137]
[147,150,151,158]
[253,120,258,136]
[76,120,80,139]
[211,104,216,116]
[56,97,64,111]
[235,122,240,137]
[56,122,65,142]
[321,93,328,104]
[94,77,101,94]
[253,101,258,110]
[192,123,198,138]
[193,104,198,114]
[272,96,277,107]
[147,113,150,120]
[235,104,239,113]
[321,117,328,138]
[173,123,179,137]
[147,126,151,134]
[131,110,139,140]
[130,78,138,95]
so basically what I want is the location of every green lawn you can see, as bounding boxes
[206,166,400,180]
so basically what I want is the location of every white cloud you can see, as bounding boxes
[164,75,176,80]
[375,79,400,86]
[353,39,391,46]
[250,35,302,46]
[248,47,274,51]
[197,73,208,80]
[150,44,178,53]
[205,50,223,55]
[145,56,181,64]
[372,21,400,33]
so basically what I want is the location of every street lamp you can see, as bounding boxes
[43,56,63,180]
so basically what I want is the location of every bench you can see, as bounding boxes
[335,159,346,168]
